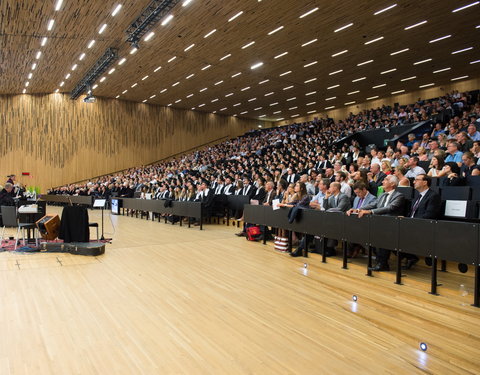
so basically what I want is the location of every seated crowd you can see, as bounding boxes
[48,90,480,270]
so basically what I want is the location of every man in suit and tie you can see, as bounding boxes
[402,174,442,269]
[358,175,406,271]
[261,181,275,206]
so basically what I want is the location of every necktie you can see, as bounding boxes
[357,198,364,209]
[411,196,422,217]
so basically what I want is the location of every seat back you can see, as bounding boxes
[1,206,18,227]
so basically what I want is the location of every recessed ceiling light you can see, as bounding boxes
[352,77,366,82]
[225,93,234,97]
[130,47,138,54]
[419,83,435,88]
[470,59,480,64]
[273,111,282,114]
[184,44,195,52]
[301,39,318,47]
[268,26,284,35]
[289,107,298,110]
[24,81,29,87]
[401,76,416,81]
[87,40,95,48]
[391,90,405,94]
[290,114,299,118]
[228,11,244,22]
[251,62,263,69]
[186,73,195,79]
[99,77,106,82]
[161,14,174,26]
[204,29,217,38]
[231,72,242,78]
[286,97,296,101]
[167,103,172,106]
[35,51,42,59]
[122,90,128,94]
[325,106,335,110]
[160,88,167,93]
[214,80,223,85]
[31,63,37,70]
[347,90,360,95]
[451,75,469,81]
[131,83,138,88]
[270,102,279,106]
[248,98,257,102]
[233,103,241,107]
[283,85,294,90]
[433,67,451,73]
[390,48,409,55]
[172,81,180,86]
[220,107,227,111]
[274,51,288,59]
[332,50,348,57]
[373,83,386,88]
[187,94,194,98]
[258,79,269,84]
[374,4,397,15]
[404,20,427,30]
[365,36,384,45]
[299,7,319,18]
[28,73,33,79]
[115,95,120,99]
[211,98,219,102]
[41,37,48,46]
[241,86,250,91]
[118,57,126,65]
[112,4,122,16]
[168,56,177,62]
[79,53,86,61]
[71,64,77,70]
[304,78,317,83]
[99,24,107,34]
[327,84,340,89]
[276,117,284,120]
[175,99,182,103]
[199,87,208,92]
[306,102,316,106]
[242,41,255,49]
[265,92,274,96]
[54,89,59,93]
[108,68,115,74]
[367,96,379,100]
[142,75,149,81]
[92,84,98,89]
[279,71,292,76]
[451,47,473,54]
[329,69,343,75]
[381,68,397,74]
[150,94,156,99]
[305,91,316,96]
[325,97,336,101]
[220,54,231,61]
[452,2,479,12]
[307,110,317,114]
[198,103,205,107]
[344,101,356,105]
[142,99,147,103]
[357,60,373,66]
[22,88,27,94]
[334,23,353,32]
[144,32,155,41]
[47,19,55,30]
[65,73,70,79]
[429,35,452,43]
[304,61,318,67]
[240,111,248,115]
[201,64,211,70]
[54,0,63,11]
[154,66,162,72]
[413,58,432,65]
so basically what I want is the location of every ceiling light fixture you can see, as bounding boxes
[305,91,316,96]
[201,64,211,70]
[451,47,473,54]
[325,106,335,110]
[251,62,264,69]
[283,85,294,90]
[381,68,397,74]
[183,0,193,6]
[299,7,319,18]
[144,31,155,41]
[391,89,405,94]
[433,67,451,73]
[99,77,106,82]
[87,40,95,48]
[199,88,207,92]
[186,73,194,79]
[54,0,63,11]
[131,83,138,87]
[154,66,162,72]
[108,68,115,74]
[241,86,250,91]
[231,72,242,78]
[344,101,356,105]
[334,23,353,32]
[419,83,435,88]
[390,48,409,55]
[122,90,128,94]
[367,96,379,100]
[374,4,397,15]
[325,97,336,101]
[225,93,234,97]
[265,92,274,96]
[304,78,317,83]
[329,69,343,75]
[242,41,255,49]
[99,24,107,34]
[41,37,48,46]
[47,19,55,30]
[357,60,373,66]
[352,77,366,82]
[301,39,318,47]
[451,75,469,81]
[214,80,223,85]
[184,44,195,51]
[404,20,427,30]
[112,4,122,16]
[365,36,384,45]
[161,14,174,26]
[373,83,386,88]
[204,29,217,38]
[259,79,269,84]
[304,61,318,67]
[347,90,360,95]
[279,71,292,76]
[168,56,177,62]
[142,75,149,80]
[413,58,432,65]
[327,84,340,89]
[452,2,479,12]
[429,35,452,43]
[228,11,244,22]
[401,76,416,81]
[220,54,231,61]
[274,51,288,59]
[118,57,126,65]
[268,26,284,35]
[332,50,348,57]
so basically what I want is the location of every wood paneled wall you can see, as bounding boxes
[0,94,264,191]
[276,78,480,125]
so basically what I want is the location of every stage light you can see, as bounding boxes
[420,342,427,351]
[352,295,358,302]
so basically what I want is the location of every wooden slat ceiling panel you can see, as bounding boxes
[0,0,479,121]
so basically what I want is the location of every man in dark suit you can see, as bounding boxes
[402,174,442,269]
[241,176,255,198]
[284,168,299,184]
[323,182,351,212]
[358,175,406,271]
[0,183,15,207]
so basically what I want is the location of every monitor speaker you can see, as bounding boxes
[36,215,60,240]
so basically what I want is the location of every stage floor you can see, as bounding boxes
[0,207,479,374]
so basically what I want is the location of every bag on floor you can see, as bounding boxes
[246,226,262,241]
[274,236,288,251]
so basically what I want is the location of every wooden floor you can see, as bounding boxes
[1,207,479,374]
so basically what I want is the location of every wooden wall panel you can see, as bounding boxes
[0,94,264,190]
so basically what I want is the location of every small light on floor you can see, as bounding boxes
[420,342,428,351]
[352,295,358,302]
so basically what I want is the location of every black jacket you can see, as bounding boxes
[410,189,442,219]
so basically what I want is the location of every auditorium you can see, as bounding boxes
[1,0,480,373]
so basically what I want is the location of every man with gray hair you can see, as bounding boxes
[357,175,406,271]
[0,183,15,207]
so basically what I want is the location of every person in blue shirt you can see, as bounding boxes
[444,141,463,167]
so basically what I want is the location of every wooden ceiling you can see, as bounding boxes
[1,0,479,121]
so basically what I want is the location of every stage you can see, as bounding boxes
[0,206,479,374]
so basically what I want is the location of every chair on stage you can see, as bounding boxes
[1,205,39,250]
